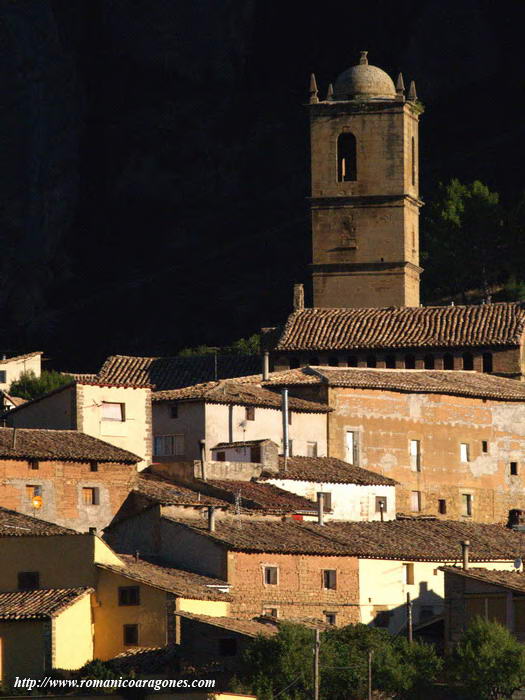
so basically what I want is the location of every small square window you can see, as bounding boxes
[317,492,332,511]
[123,624,138,646]
[118,586,140,606]
[325,612,337,625]
[403,563,415,585]
[307,441,318,458]
[375,496,387,513]
[460,443,470,463]
[219,638,237,656]
[462,493,473,517]
[29,460,39,471]
[90,461,98,472]
[18,571,39,591]
[216,451,226,462]
[245,406,255,421]
[170,404,178,419]
[438,499,447,515]
[264,566,278,585]
[482,440,488,453]
[82,487,99,506]
[263,607,278,618]
[511,462,519,476]
[26,484,42,501]
[323,569,337,590]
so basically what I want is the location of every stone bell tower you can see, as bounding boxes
[309,51,423,309]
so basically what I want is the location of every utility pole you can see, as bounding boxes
[313,628,320,700]
[368,650,373,700]
[406,592,413,644]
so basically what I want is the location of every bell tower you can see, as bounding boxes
[309,51,423,309]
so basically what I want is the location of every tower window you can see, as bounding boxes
[366,355,377,368]
[347,355,358,367]
[289,357,300,369]
[411,136,416,186]
[462,352,474,371]
[337,133,357,182]
[309,357,320,366]
[423,354,434,369]
[328,356,339,367]
[385,355,396,369]
[404,354,416,369]
[482,352,493,373]
[443,354,454,370]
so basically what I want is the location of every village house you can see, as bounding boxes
[0,352,42,393]
[255,366,525,523]
[0,427,140,533]
[105,509,522,632]
[4,379,152,468]
[0,507,231,685]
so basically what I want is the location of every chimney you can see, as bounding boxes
[461,540,470,570]
[208,506,216,532]
[134,550,140,562]
[317,492,325,526]
[281,389,289,471]
[262,351,270,381]
[293,283,305,311]
[199,439,207,480]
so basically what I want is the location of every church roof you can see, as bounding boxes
[274,303,525,352]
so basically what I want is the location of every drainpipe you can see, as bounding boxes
[199,439,206,480]
[461,540,470,570]
[317,492,324,526]
[11,427,16,449]
[281,388,289,471]
[262,351,270,381]
[208,506,216,532]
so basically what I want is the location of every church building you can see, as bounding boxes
[269,53,525,380]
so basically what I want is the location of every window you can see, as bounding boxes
[154,434,185,457]
[123,624,138,646]
[482,352,493,373]
[482,440,488,453]
[0,371,6,383]
[410,491,421,513]
[409,440,421,471]
[438,499,447,515]
[264,566,278,585]
[309,357,320,366]
[101,402,125,421]
[245,406,255,421]
[337,132,357,182]
[462,352,474,371]
[443,353,454,370]
[29,460,39,471]
[460,443,470,463]
[90,461,98,472]
[345,431,358,465]
[288,410,292,425]
[216,451,226,462]
[511,462,519,476]
[118,586,140,606]
[323,570,337,590]
[263,607,278,618]
[347,355,358,367]
[403,563,415,585]
[411,136,416,186]
[404,354,416,369]
[289,357,300,369]
[26,484,41,501]
[462,493,473,517]
[219,638,237,656]
[325,612,337,625]
[307,441,318,458]
[375,496,387,513]
[385,355,396,369]
[250,446,261,462]
[423,354,435,369]
[366,355,377,368]
[88,527,97,535]
[82,487,99,506]
[317,492,332,511]
[328,356,338,367]
[170,405,178,419]
[17,571,39,591]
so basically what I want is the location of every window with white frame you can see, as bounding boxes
[460,443,470,463]
[307,441,318,457]
[409,439,421,471]
[410,490,421,512]
[101,402,125,421]
[345,430,358,465]
[154,434,185,457]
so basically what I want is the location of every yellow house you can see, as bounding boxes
[0,507,231,686]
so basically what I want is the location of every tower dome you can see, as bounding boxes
[334,51,396,100]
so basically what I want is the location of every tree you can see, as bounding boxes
[9,370,73,401]
[449,617,525,699]
[178,333,261,357]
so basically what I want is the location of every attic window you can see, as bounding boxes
[423,354,434,369]
[482,352,493,373]
[118,586,140,606]
[385,355,396,369]
[404,354,416,370]
[443,354,454,370]
[347,356,358,367]
[462,352,474,371]
[82,487,99,506]
[90,462,98,472]
[245,406,255,421]
[29,460,39,470]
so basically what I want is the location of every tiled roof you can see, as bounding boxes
[0,351,43,365]
[109,645,178,673]
[440,566,525,593]
[61,372,98,382]
[136,474,229,507]
[0,427,140,462]
[259,456,397,486]
[97,354,261,390]
[152,380,330,412]
[261,366,525,402]
[2,393,27,407]
[206,479,317,512]
[164,517,524,560]
[275,303,525,351]
[0,507,78,536]
[176,611,278,638]
[98,554,232,601]
[0,588,92,619]
[213,439,274,449]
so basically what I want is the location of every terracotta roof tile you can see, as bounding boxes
[258,456,397,486]
[258,366,525,401]
[136,474,229,508]
[440,566,525,593]
[97,555,231,601]
[109,645,178,673]
[0,507,78,536]
[275,303,525,351]
[152,379,330,412]
[206,479,317,512]
[164,517,524,560]
[0,587,91,619]
[0,427,140,462]
[0,352,42,365]
[97,354,261,390]
[176,611,278,638]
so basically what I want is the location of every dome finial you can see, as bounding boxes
[326,83,334,100]
[309,73,319,104]
[408,80,417,101]
[359,50,368,65]
[395,73,405,102]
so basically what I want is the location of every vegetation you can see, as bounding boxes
[9,370,73,401]
[178,333,261,357]
[448,617,525,700]
[233,622,442,700]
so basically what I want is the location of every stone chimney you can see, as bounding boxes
[293,283,305,311]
